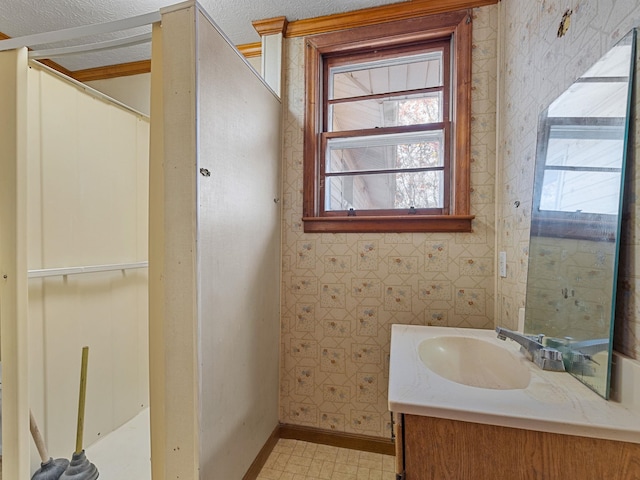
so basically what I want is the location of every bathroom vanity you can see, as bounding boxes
[388,325,640,479]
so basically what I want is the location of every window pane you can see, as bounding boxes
[330,92,442,131]
[326,131,444,173]
[330,52,443,100]
[548,82,630,118]
[546,125,625,168]
[325,171,444,211]
[539,170,621,214]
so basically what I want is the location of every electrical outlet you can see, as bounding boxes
[498,251,507,277]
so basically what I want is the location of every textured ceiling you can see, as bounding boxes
[0,0,404,71]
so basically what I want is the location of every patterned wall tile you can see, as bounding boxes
[357,241,379,270]
[320,284,347,309]
[324,255,352,273]
[352,344,381,365]
[356,306,378,337]
[351,279,382,298]
[295,367,315,396]
[418,280,452,301]
[388,256,419,274]
[424,310,448,326]
[297,240,317,269]
[356,373,378,404]
[323,384,351,403]
[459,257,493,276]
[424,241,449,271]
[291,340,318,359]
[471,185,494,204]
[320,347,346,373]
[350,411,381,434]
[324,319,351,338]
[294,304,316,332]
[384,285,412,311]
[320,412,346,432]
[290,403,318,425]
[291,277,318,295]
[455,288,486,316]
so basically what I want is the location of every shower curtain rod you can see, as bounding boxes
[28,261,148,279]
[0,10,160,53]
[29,32,153,60]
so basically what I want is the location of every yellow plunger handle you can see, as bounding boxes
[75,346,89,454]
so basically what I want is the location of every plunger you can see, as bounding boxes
[30,409,69,480]
[60,346,99,480]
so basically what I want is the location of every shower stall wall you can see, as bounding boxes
[149,2,282,479]
[1,1,281,477]
[26,62,150,473]
[0,50,150,477]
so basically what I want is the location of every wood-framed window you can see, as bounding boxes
[303,11,475,233]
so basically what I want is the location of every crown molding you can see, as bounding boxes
[252,16,288,36]
[70,60,152,82]
[237,41,262,58]
[285,0,497,38]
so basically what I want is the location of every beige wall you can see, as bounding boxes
[495,0,640,360]
[26,64,149,471]
[279,5,498,438]
[86,73,151,116]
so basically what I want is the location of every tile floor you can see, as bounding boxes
[257,439,396,480]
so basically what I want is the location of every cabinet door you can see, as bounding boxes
[403,414,640,479]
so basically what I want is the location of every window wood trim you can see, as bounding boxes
[303,11,474,233]
[286,0,497,38]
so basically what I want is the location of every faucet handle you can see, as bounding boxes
[534,347,565,372]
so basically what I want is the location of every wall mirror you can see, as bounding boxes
[525,28,636,398]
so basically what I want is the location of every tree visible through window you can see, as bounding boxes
[303,11,475,233]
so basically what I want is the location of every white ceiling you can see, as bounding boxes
[0,0,404,71]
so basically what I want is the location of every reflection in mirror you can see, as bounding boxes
[525,29,636,398]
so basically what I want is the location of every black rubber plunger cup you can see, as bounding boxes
[60,346,99,480]
[59,450,98,480]
[31,458,69,480]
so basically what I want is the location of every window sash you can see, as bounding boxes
[320,126,450,215]
[302,11,473,233]
[327,50,445,101]
[327,89,445,132]
[319,41,451,217]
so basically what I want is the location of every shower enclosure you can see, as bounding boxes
[0,1,281,477]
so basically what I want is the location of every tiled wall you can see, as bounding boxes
[280,6,498,438]
[496,0,640,359]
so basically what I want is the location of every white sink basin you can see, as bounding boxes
[418,336,531,390]
[389,325,640,444]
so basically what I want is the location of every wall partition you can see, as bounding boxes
[149,2,282,478]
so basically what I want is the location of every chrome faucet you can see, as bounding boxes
[495,327,565,372]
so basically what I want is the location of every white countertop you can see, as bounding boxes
[388,325,640,444]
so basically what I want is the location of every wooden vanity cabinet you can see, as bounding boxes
[396,414,640,479]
